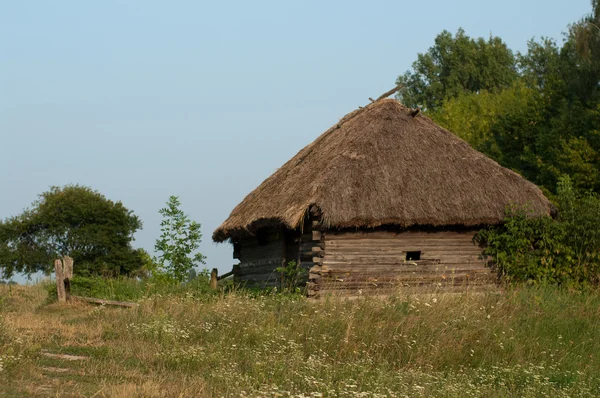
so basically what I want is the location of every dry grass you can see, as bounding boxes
[214,99,552,242]
[1,284,600,397]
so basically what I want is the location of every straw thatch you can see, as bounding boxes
[213,99,552,242]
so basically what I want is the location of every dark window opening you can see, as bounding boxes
[256,229,269,246]
[406,251,421,261]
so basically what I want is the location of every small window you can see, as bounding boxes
[406,251,421,261]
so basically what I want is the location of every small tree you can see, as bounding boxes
[0,185,143,277]
[154,196,206,282]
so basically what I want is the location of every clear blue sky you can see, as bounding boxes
[0,0,592,282]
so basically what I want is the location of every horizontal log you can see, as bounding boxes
[238,266,280,277]
[312,230,322,241]
[316,284,497,295]
[72,296,138,308]
[314,271,495,282]
[314,265,491,275]
[326,231,478,240]
[217,270,234,280]
[322,258,482,266]
[325,243,481,251]
[313,266,494,277]
[316,278,497,289]
[326,241,480,249]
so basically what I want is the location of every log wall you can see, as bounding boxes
[300,207,323,295]
[309,230,496,296]
[235,230,284,288]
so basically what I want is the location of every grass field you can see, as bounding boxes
[1,283,599,397]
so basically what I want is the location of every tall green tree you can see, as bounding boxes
[398,2,600,194]
[396,28,517,110]
[154,196,206,283]
[0,185,145,277]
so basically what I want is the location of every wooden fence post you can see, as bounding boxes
[63,256,73,302]
[210,268,218,290]
[54,259,66,303]
[54,256,74,303]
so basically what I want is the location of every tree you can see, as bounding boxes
[154,196,206,282]
[398,3,600,195]
[0,185,144,277]
[396,28,517,110]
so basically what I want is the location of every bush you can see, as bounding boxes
[274,260,307,293]
[477,176,600,287]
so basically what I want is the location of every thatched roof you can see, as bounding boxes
[213,99,552,242]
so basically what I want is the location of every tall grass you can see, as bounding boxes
[44,275,215,302]
[1,284,599,397]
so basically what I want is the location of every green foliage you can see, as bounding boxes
[397,4,600,194]
[154,196,206,283]
[274,260,306,293]
[0,185,143,277]
[396,28,517,110]
[477,176,600,286]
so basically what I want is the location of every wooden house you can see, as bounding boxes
[213,98,552,296]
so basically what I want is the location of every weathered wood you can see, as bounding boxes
[326,231,478,240]
[72,296,138,308]
[317,277,496,289]
[217,270,234,281]
[210,268,218,290]
[309,229,493,296]
[312,230,322,241]
[41,352,89,361]
[54,259,66,303]
[63,256,73,279]
[315,271,495,282]
[62,256,73,301]
[238,263,280,275]
[317,263,490,274]
[376,85,403,101]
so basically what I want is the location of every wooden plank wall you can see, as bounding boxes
[301,206,324,295]
[235,230,284,288]
[309,230,496,296]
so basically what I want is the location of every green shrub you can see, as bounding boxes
[274,260,307,293]
[477,176,600,287]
